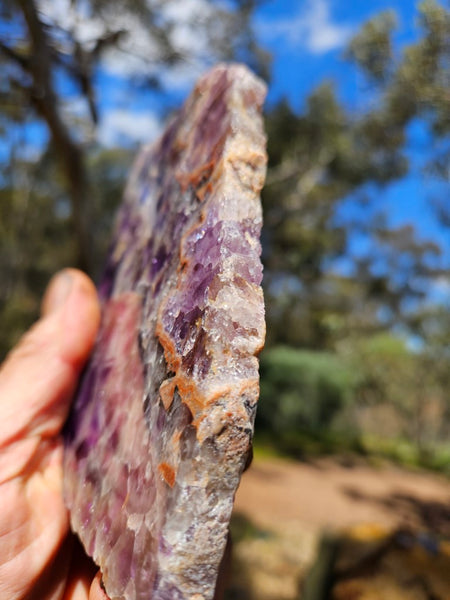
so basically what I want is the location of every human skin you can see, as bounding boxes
[0,269,109,600]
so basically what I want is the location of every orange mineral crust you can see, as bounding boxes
[63,64,267,600]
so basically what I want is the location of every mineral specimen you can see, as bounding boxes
[63,63,267,600]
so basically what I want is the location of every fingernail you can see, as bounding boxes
[42,270,74,315]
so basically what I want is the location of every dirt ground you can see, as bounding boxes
[227,455,450,599]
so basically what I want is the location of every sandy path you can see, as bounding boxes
[234,454,450,535]
[228,456,450,599]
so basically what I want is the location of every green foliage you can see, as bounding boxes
[0,156,74,356]
[347,10,396,81]
[0,144,133,358]
[258,346,357,435]
[257,330,450,471]
[0,0,267,354]
[342,331,450,459]
[263,0,449,351]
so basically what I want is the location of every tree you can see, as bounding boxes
[0,0,266,356]
[0,0,266,271]
[344,330,450,459]
[263,0,449,350]
[0,141,134,358]
[258,346,356,437]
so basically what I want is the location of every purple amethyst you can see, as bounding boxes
[63,63,267,600]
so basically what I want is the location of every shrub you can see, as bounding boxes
[257,346,356,436]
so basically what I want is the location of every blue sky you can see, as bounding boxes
[254,0,420,109]
[2,0,449,292]
[251,0,449,279]
[94,0,449,269]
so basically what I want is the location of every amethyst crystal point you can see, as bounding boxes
[64,63,267,600]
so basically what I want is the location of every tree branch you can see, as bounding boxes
[16,0,93,273]
[49,29,126,124]
[0,40,30,71]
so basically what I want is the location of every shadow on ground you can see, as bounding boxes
[341,486,450,537]
[224,512,271,599]
[301,524,450,600]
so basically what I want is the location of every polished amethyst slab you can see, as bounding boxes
[63,64,267,600]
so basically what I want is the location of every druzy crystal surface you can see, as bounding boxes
[63,64,267,600]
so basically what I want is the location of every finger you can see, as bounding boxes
[41,268,101,365]
[0,269,101,445]
[89,572,110,600]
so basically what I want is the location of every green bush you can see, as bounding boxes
[257,346,356,436]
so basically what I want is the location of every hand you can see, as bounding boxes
[0,269,109,600]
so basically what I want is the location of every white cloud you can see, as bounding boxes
[37,0,223,149]
[38,0,106,50]
[38,0,221,90]
[163,0,214,53]
[158,61,203,93]
[98,109,162,148]
[431,275,450,295]
[256,0,353,55]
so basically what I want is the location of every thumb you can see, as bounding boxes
[0,269,100,445]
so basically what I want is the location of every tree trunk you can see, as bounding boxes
[18,0,93,273]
